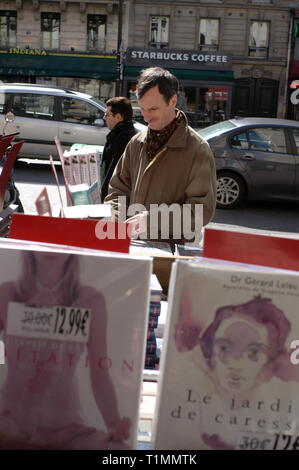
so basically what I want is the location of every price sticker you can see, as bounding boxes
[236,432,275,451]
[6,302,91,343]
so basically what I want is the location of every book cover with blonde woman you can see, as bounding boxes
[153,260,299,450]
[0,245,152,450]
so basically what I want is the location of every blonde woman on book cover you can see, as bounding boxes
[0,251,131,450]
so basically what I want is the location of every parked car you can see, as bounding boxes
[198,117,299,208]
[0,83,145,159]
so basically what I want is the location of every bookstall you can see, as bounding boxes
[2,134,299,451]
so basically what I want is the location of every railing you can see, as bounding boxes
[248,46,268,58]
[148,42,169,49]
[198,44,219,52]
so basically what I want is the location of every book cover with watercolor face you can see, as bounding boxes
[0,245,152,450]
[153,260,299,450]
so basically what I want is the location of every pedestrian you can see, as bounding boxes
[101,97,136,200]
[104,67,216,246]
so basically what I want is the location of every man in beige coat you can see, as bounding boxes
[105,67,216,245]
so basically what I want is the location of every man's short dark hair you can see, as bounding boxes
[136,67,179,103]
[106,96,133,121]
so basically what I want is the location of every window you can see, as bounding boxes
[41,12,60,50]
[232,127,287,153]
[231,132,249,150]
[249,21,269,58]
[149,16,169,49]
[61,98,103,124]
[87,14,106,51]
[0,10,17,47]
[199,19,219,52]
[9,93,55,120]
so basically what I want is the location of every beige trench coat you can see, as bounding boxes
[105,113,217,243]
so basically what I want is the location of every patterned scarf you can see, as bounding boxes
[146,110,182,161]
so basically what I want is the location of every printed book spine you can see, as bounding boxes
[89,180,101,204]
[144,356,156,369]
[79,154,90,186]
[63,153,74,186]
[146,341,157,355]
[148,316,159,329]
[71,154,81,185]
[149,301,161,317]
[88,152,99,185]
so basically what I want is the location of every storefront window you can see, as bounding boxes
[149,16,169,49]
[0,10,17,48]
[124,78,231,128]
[87,14,106,51]
[41,12,60,50]
[198,87,228,128]
[36,76,114,101]
[249,21,269,58]
[199,19,219,52]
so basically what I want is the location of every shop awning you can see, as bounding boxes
[124,66,234,82]
[0,49,117,80]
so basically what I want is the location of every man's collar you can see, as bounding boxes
[136,110,189,147]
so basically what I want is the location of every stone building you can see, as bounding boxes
[0,0,126,99]
[1,0,299,121]
[124,0,296,124]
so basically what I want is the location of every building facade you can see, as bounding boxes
[0,0,127,99]
[124,0,294,125]
[1,0,299,122]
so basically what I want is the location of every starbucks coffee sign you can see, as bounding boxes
[126,48,231,69]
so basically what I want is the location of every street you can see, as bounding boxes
[13,159,299,235]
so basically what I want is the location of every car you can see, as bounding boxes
[0,83,145,159]
[197,117,299,208]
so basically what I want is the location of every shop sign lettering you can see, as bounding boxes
[290,80,299,105]
[8,48,47,56]
[128,49,230,66]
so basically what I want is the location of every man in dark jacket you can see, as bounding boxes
[101,97,136,200]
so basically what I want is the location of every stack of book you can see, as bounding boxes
[63,145,103,205]
[145,274,163,369]
[55,138,103,206]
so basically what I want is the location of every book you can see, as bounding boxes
[203,226,299,272]
[68,181,100,206]
[153,259,299,450]
[156,301,168,339]
[79,154,90,186]
[62,204,111,220]
[0,243,152,450]
[9,214,131,254]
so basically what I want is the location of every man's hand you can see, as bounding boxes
[125,212,147,238]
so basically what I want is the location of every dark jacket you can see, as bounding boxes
[101,120,136,200]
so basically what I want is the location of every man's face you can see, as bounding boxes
[138,85,177,131]
[104,106,122,130]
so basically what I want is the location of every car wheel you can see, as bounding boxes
[216,171,246,209]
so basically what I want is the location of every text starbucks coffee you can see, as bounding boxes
[130,49,228,64]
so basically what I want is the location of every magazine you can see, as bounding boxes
[153,259,299,450]
[0,243,152,450]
